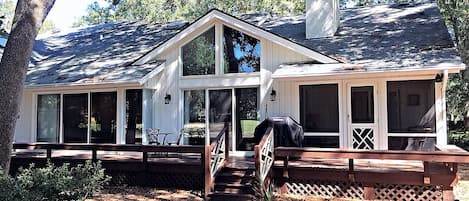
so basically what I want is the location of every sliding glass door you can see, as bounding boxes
[90,92,117,143]
[63,94,88,143]
[235,88,259,151]
[183,88,259,152]
[209,89,233,147]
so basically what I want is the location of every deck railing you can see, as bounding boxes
[275,145,469,184]
[13,143,210,194]
[254,126,274,183]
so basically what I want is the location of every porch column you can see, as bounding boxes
[142,89,154,145]
[116,88,126,144]
[435,71,448,145]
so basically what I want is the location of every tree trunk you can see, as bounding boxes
[0,0,55,172]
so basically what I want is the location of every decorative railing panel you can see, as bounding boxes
[255,126,274,183]
[210,128,226,178]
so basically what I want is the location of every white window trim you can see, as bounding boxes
[388,133,437,137]
[304,132,340,137]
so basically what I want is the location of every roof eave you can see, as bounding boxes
[24,80,143,92]
[272,64,465,80]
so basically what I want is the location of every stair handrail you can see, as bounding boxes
[209,122,230,178]
[254,125,274,183]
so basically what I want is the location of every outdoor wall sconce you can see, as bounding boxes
[435,73,443,83]
[270,89,277,101]
[164,94,171,104]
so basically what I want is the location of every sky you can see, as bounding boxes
[45,0,106,29]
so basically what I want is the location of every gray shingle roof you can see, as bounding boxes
[24,1,462,87]
[27,22,184,86]
[250,1,462,70]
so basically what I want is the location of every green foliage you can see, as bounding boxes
[39,20,57,34]
[0,161,110,201]
[0,0,15,35]
[447,72,469,122]
[438,0,469,124]
[75,0,308,26]
[449,130,469,150]
[252,176,275,201]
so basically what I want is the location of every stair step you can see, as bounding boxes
[214,183,255,194]
[207,192,256,201]
[215,176,255,184]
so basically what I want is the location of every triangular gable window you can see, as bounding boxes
[182,26,216,76]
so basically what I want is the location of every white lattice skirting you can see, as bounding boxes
[286,180,364,199]
[285,180,443,201]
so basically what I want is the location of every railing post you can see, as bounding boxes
[143,151,148,170]
[224,121,229,166]
[46,148,52,159]
[203,145,212,198]
[92,148,97,162]
[254,145,260,177]
[423,161,430,184]
[348,158,355,182]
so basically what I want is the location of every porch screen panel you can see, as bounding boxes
[91,92,117,143]
[182,27,215,76]
[300,84,339,132]
[223,26,260,73]
[125,89,142,144]
[37,94,60,143]
[387,80,436,133]
[63,94,88,143]
[183,90,206,145]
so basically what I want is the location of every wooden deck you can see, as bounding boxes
[10,141,469,201]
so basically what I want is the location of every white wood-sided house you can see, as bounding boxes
[10,0,465,155]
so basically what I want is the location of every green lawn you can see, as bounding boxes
[240,119,259,138]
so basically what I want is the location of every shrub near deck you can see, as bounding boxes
[0,161,110,201]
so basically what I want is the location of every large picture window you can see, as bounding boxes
[182,27,215,76]
[223,26,260,73]
[387,80,436,133]
[300,84,339,133]
[37,94,60,143]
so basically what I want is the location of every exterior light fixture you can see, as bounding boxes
[435,73,443,83]
[270,89,277,101]
[164,94,171,104]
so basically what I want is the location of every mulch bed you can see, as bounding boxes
[88,186,203,201]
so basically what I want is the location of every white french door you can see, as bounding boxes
[346,82,379,150]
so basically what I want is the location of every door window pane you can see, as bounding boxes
[351,86,374,123]
[125,89,142,144]
[209,89,232,148]
[91,92,117,143]
[300,84,339,132]
[223,26,260,73]
[37,94,60,143]
[387,80,435,133]
[63,94,88,143]
[183,90,206,145]
[235,88,259,151]
[182,27,215,76]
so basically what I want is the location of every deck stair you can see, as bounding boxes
[207,157,257,201]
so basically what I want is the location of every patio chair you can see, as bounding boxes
[166,129,185,146]
[146,128,161,145]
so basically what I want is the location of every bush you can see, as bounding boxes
[0,160,110,201]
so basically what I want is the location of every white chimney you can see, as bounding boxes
[306,0,340,39]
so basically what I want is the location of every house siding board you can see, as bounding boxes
[15,92,33,143]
